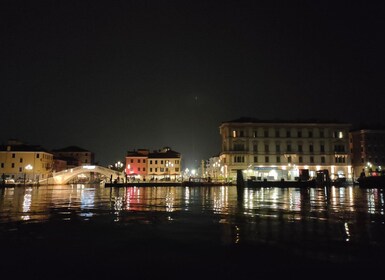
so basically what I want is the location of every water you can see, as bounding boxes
[0,184,384,279]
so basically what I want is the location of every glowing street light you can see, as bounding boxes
[24,164,33,185]
[114,161,123,172]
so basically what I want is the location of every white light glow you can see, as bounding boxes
[83,165,96,170]
[25,164,33,170]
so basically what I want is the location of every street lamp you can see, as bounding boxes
[24,164,33,185]
[170,163,174,180]
[165,161,174,180]
[115,161,123,171]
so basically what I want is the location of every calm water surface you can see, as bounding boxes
[0,184,384,278]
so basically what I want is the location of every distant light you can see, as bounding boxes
[268,169,278,180]
[25,164,33,170]
[83,165,96,170]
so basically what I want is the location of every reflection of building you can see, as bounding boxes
[350,129,385,177]
[125,147,181,181]
[219,117,352,181]
[0,139,54,183]
[51,146,95,170]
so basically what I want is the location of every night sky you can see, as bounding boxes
[1,0,385,168]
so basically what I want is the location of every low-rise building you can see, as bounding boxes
[51,146,95,169]
[0,139,54,183]
[125,147,181,181]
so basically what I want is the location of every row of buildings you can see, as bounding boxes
[1,117,384,183]
[115,117,385,183]
[0,140,94,183]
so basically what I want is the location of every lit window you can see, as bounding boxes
[338,131,343,138]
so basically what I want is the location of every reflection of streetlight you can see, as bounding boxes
[24,164,33,185]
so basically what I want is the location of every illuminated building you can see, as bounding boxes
[125,147,181,181]
[219,117,352,181]
[350,129,385,177]
[0,139,54,183]
[51,146,95,169]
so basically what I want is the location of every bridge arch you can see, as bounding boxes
[41,165,124,185]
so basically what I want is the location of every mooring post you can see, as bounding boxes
[236,169,245,200]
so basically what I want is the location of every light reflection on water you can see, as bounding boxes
[0,183,384,263]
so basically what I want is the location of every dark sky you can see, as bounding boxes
[1,0,385,168]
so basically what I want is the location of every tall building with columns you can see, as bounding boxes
[219,117,352,181]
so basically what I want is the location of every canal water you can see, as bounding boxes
[0,184,384,279]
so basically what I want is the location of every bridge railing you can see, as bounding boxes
[39,165,124,185]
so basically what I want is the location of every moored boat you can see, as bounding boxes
[244,178,317,188]
[357,175,385,188]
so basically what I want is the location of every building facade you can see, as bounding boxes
[0,140,54,183]
[125,147,181,181]
[219,118,352,181]
[205,156,224,181]
[126,149,149,179]
[350,129,385,177]
[51,146,95,169]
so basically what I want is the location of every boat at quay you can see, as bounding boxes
[357,175,385,188]
[243,179,317,188]
[236,170,350,188]
[104,180,234,188]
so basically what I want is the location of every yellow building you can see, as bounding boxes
[0,140,54,183]
[219,117,352,182]
[147,147,181,181]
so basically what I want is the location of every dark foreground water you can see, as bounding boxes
[0,184,384,279]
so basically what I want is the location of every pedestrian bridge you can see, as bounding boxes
[40,165,124,185]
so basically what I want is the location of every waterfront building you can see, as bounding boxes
[350,129,385,177]
[125,147,181,181]
[51,146,95,169]
[219,117,352,181]
[52,158,68,172]
[205,155,225,181]
[126,149,149,179]
[0,139,54,183]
